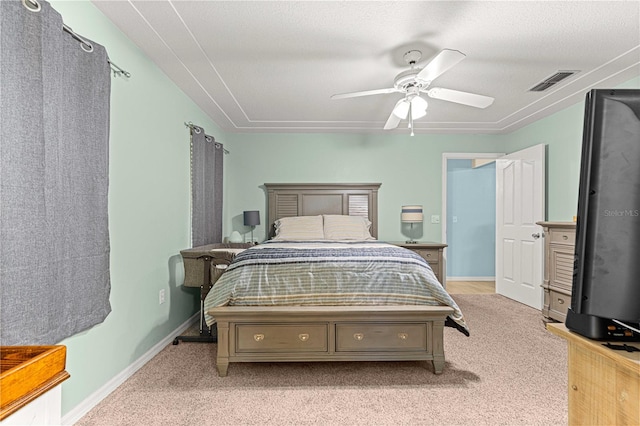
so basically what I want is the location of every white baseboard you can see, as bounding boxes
[61,313,199,425]
[446,276,495,282]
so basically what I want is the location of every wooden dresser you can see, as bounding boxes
[537,222,576,322]
[548,323,640,425]
[389,242,447,286]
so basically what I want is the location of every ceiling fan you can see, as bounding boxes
[331,49,495,134]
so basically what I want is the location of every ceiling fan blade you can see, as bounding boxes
[383,111,402,130]
[426,87,495,108]
[416,49,466,83]
[331,88,399,100]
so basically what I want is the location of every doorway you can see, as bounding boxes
[441,153,503,287]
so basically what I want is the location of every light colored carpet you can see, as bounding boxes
[76,294,568,425]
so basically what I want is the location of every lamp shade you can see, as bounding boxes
[243,210,260,227]
[392,99,410,119]
[401,205,423,223]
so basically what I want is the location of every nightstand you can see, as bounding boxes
[389,242,447,286]
[174,243,253,345]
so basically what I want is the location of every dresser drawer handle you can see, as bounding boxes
[353,333,364,341]
[562,235,568,240]
[253,334,264,342]
[558,298,565,304]
[298,333,309,342]
[398,333,408,340]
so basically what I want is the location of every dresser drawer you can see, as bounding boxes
[412,248,439,263]
[335,323,427,352]
[548,228,575,245]
[235,323,328,353]
[549,290,571,319]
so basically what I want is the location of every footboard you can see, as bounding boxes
[209,305,454,377]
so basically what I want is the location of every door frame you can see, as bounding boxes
[441,152,504,282]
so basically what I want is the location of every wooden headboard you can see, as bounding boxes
[264,183,381,239]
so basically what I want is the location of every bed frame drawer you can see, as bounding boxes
[235,324,328,353]
[211,305,453,377]
[335,323,427,352]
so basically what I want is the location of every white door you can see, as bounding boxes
[495,144,545,309]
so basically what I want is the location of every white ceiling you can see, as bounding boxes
[92,1,640,135]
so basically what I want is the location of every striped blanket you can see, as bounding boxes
[203,241,469,335]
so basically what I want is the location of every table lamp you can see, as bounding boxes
[243,210,260,243]
[401,205,423,243]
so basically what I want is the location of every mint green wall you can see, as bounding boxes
[49,0,223,416]
[505,77,640,221]
[223,133,505,242]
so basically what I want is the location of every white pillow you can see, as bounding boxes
[323,215,375,240]
[273,215,324,240]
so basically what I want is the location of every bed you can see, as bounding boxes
[205,183,468,376]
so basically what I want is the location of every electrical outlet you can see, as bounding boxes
[159,289,165,305]
[431,215,440,224]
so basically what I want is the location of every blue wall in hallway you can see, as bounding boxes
[446,159,496,278]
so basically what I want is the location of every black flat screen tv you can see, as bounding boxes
[565,89,640,340]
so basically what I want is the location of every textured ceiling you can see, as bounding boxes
[92,0,640,134]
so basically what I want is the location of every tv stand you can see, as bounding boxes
[548,323,639,425]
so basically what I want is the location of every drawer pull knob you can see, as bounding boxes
[398,333,408,340]
[253,334,264,342]
[571,385,578,391]
[563,235,568,240]
[298,333,309,342]
[353,333,364,341]
[558,298,565,304]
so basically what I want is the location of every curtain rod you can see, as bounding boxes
[62,24,131,78]
[185,122,230,154]
[22,0,131,78]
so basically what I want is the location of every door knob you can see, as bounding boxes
[532,233,541,239]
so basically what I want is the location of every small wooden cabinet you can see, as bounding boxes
[389,242,447,286]
[548,323,640,426]
[537,222,576,322]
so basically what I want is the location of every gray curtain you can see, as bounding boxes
[190,127,223,247]
[0,0,111,345]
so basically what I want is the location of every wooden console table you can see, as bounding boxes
[547,323,639,425]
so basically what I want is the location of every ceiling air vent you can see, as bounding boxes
[529,71,578,92]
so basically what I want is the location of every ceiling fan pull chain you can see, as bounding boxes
[409,103,415,136]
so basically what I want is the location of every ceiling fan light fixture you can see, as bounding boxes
[410,96,428,119]
[411,95,428,111]
[392,99,410,119]
[411,107,427,120]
